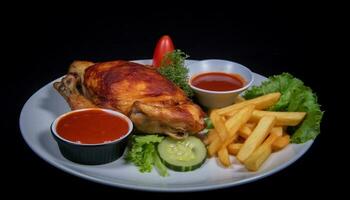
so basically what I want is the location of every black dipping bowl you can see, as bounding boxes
[51,108,133,165]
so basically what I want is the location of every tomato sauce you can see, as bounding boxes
[191,72,245,91]
[56,109,129,144]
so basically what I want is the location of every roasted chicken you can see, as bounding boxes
[54,60,205,138]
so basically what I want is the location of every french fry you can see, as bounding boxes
[227,143,243,155]
[218,148,231,167]
[216,92,281,115]
[210,110,228,140]
[244,132,279,171]
[245,122,257,130]
[237,116,276,162]
[250,110,306,126]
[238,125,252,139]
[221,116,226,122]
[223,115,231,121]
[225,105,254,130]
[221,105,255,149]
[236,136,246,143]
[204,129,219,145]
[224,109,239,118]
[208,137,222,157]
[272,134,290,151]
[270,126,283,137]
[235,95,246,103]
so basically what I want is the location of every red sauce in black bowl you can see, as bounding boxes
[56,109,129,144]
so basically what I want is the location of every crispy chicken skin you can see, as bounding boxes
[54,60,205,138]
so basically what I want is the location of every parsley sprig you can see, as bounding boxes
[157,50,194,98]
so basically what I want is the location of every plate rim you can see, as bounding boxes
[19,59,313,192]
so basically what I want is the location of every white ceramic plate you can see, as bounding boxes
[19,59,313,192]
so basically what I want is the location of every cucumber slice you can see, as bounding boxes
[157,136,207,172]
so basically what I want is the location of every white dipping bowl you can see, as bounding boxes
[188,59,254,108]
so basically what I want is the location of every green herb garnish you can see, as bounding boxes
[158,49,194,97]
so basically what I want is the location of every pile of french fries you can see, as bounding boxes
[204,92,306,171]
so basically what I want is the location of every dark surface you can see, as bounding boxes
[5,3,336,198]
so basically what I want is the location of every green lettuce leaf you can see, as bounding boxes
[134,135,163,144]
[153,150,169,177]
[287,87,324,143]
[125,135,168,176]
[244,73,304,111]
[204,117,214,129]
[243,73,323,143]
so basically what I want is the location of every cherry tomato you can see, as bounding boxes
[152,35,175,67]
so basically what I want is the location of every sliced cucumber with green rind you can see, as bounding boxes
[157,136,207,172]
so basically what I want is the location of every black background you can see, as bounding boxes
[4,2,338,198]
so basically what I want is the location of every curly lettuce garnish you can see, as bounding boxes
[243,73,323,143]
[125,135,168,176]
